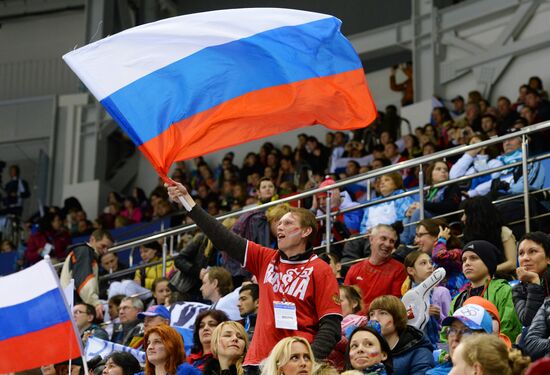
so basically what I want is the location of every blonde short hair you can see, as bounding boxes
[266,204,292,224]
[261,337,319,375]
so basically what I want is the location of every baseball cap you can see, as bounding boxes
[138,305,170,320]
[464,296,500,324]
[463,296,513,348]
[442,304,493,334]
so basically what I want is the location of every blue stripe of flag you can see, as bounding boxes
[0,288,71,340]
[101,17,362,146]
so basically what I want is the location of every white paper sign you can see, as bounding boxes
[63,279,75,308]
[170,301,210,329]
[85,336,146,363]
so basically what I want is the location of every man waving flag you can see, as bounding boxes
[63,8,376,179]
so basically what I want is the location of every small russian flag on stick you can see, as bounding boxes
[0,259,84,372]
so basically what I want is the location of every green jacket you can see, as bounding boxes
[450,278,522,343]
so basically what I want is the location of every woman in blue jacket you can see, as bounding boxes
[359,172,416,234]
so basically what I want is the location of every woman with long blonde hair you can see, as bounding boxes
[204,321,249,375]
[261,337,320,375]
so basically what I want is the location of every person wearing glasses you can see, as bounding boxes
[413,218,467,298]
[73,302,109,343]
[426,304,493,375]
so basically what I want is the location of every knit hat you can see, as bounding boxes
[442,304,493,334]
[462,240,499,277]
[317,178,337,197]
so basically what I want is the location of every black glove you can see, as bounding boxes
[490,178,510,193]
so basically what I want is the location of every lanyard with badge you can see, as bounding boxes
[273,253,314,330]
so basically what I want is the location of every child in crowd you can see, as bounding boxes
[463,296,512,348]
[368,295,434,375]
[417,219,466,298]
[327,286,368,370]
[403,251,451,347]
[359,172,416,234]
[148,277,172,309]
[450,240,522,343]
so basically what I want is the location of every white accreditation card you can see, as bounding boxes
[273,301,298,330]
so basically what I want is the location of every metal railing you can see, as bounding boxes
[92,120,550,280]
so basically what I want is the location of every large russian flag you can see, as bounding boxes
[63,8,377,178]
[0,260,82,372]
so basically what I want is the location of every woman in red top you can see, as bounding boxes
[25,212,71,265]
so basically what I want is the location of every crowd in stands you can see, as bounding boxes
[2,75,550,375]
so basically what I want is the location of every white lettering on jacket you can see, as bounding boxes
[264,264,313,300]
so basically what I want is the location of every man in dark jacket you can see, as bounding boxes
[340,237,370,276]
[73,303,109,343]
[302,136,330,175]
[60,229,114,320]
[2,165,30,216]
[238,283,259,342]
[111,296,144,346]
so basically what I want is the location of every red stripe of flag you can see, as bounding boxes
[0,321,81,373]
[139,68,376,176]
